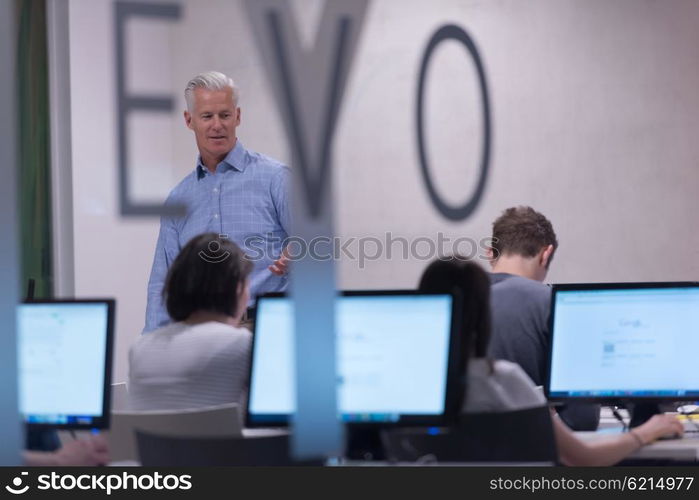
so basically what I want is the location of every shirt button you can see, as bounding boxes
[213,187,219,193]
[213,214,219,219]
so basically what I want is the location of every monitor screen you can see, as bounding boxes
[18,300,115,428]
[547,283,699,400]
[248,292,458,426]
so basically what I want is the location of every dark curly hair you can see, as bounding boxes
[491,206,558,267]
[164,233,252,321]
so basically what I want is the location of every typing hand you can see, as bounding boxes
[54,434,110,466]
[636,414,685,444]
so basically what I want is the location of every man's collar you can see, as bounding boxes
[196,140,247,179]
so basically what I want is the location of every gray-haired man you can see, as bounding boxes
[144,71,290,332]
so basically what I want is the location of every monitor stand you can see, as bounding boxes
[628,402,661,428]
[345,425,386,461]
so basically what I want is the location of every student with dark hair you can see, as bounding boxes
[487,206,557,386]
[129,233,253,410]
[418,257,683,466]
[487,206,598,431]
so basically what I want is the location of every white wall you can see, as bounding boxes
[67,0,699,383]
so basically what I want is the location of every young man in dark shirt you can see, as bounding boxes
[487,206,599,431]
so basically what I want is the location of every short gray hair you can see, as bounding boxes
[184,71,240,111]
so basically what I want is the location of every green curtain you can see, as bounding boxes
[16,0,53,299]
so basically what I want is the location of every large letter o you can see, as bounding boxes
[416,24,491,221]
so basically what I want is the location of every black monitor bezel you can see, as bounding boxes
[246,289,463,428]
[20,299,115,430]
[545,281,699,403]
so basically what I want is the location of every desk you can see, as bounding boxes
[592,408,699,461]
[598,407,629,430]
[576,430,699,462]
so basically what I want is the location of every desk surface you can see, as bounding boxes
[576,430,699,462]
[593,408,699,461]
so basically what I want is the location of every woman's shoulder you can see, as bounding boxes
[133,322,250,351]
[469,358,530,379]
[186,322,252,343]
[491,359,534,379]
[467,358,546,409]
[130,322,184,350]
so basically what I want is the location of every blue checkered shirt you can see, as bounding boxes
[144,141,290,332]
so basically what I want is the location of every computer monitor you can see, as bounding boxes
[247,291,461,427]
[547,282,699,402]
[18,299,115,429]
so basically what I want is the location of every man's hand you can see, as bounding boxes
[54,434,110,466]
[24,434,110,466]
[269,247,290,276]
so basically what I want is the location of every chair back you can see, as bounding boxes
[381,406,557,464]
[107,402,242,462]
[136,432,321,466]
